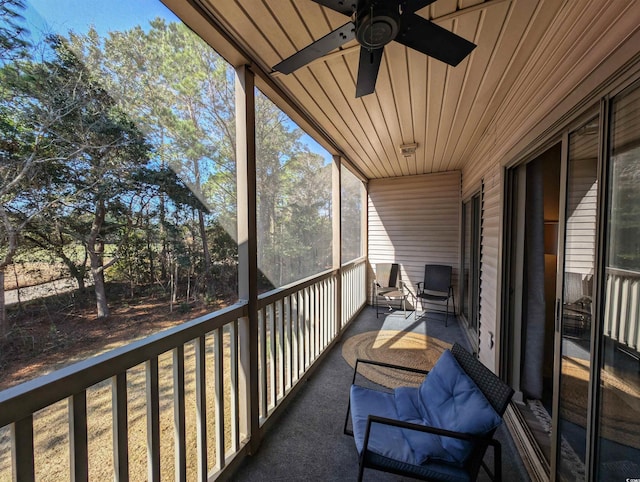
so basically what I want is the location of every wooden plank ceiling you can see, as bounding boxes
[192,0,637,180]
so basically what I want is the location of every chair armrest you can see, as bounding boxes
[372,281,381,297]
[351,358,429,385]
[365,415,492,443]
[355,358,429,374]
[362,416,501,478]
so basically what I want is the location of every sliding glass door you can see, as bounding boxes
[553,82,640,480]
[553,113,599,481]
[504,77,640,482]
[596,82,640,480]
[503,143,561,468]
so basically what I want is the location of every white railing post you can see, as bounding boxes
[268,304,276,410]
[229,320,240,452]
[259,307,267,417]
[604,268,640,351]
[277,299,285,400]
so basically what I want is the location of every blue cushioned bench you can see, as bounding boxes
[343,343,514,482]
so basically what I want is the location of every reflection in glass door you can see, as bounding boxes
[555,114,599,481]
[597,83,640,480]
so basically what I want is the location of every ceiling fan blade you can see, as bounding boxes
[400,0,438,14]
[396,14,476,66]
[311,0,356,16]
[273,22,356,74]
[355,46,383,98]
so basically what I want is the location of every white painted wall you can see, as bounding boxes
[368,172,461,309]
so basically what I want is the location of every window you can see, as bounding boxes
[1,1,243,478]
[341,166,365,264]
[1,0,237,380]
[255,90,333,289]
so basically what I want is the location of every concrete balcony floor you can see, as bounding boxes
[231,305,531,481]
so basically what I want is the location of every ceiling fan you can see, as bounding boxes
[272,0,476,98]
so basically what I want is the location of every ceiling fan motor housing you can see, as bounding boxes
[356,0,400,49]
[273,0,477,97]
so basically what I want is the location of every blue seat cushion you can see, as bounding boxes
[417,350,502,465]
[350,385,418,464]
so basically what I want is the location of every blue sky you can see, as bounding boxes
[21,0,333,165]
[24,0,176,38]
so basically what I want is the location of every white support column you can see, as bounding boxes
[235,64,259,452]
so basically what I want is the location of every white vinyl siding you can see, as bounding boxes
[368,172,461,307]
[478,168,501,370]
[565,158,598,278]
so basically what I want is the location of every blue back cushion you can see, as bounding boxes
[413,350,502,465]
[394,386,450,464]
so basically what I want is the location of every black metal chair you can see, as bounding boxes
[416,264,455,326]
[344,343,514,482]
[373,263,408,318]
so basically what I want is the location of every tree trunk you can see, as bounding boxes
[92,260,110,318]
[159,147,168,283]
[147,220,154,285]
[12,264,22,309]
[198,209,214,298]
[63,259,86,292]
[88,200,110,318]
[56,224,87,292]
[0,203,18,336]
[172,262,178,304]
[0,271,6,337]
[75,273,86,292]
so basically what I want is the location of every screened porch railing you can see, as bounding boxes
[257,269,337,421]
[342,259,367,329]
[256,258,366,420]
[604,267,640,354]
[0,258,366,481]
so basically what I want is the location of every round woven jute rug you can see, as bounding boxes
[342,330,451,388]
